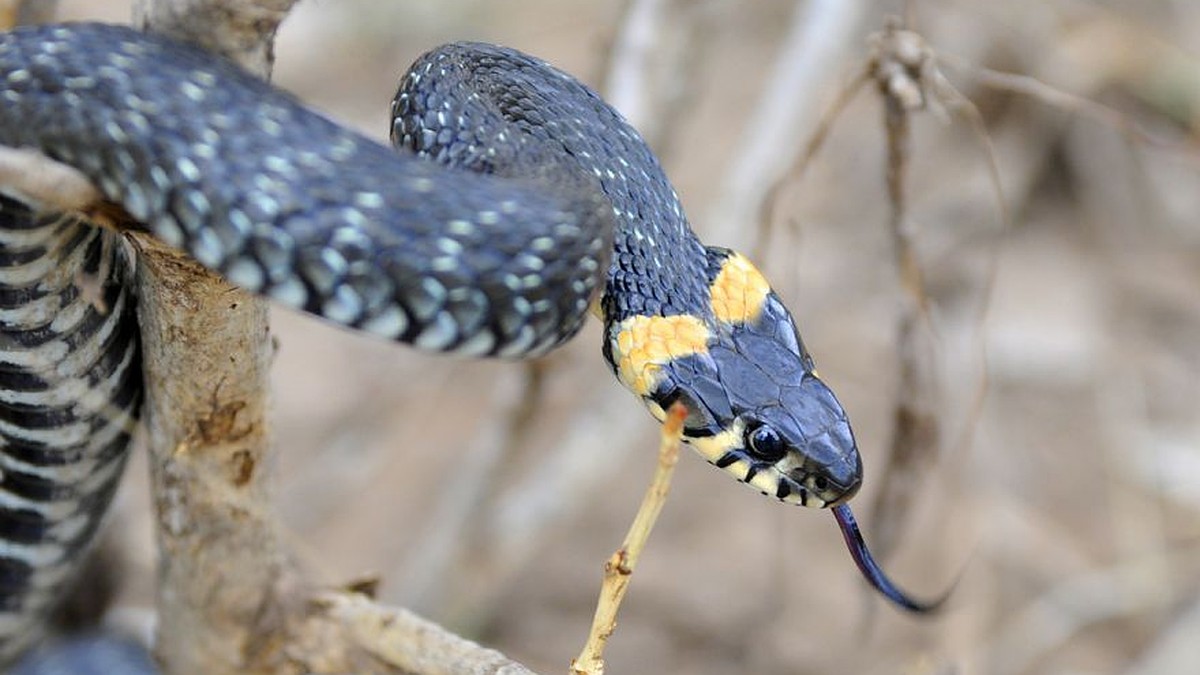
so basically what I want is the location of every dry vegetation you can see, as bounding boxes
[43,0,1200,673]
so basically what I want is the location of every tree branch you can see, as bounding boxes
[130,2,294,671]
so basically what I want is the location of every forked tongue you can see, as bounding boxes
[832,504,950,613]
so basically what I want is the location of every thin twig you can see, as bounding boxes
[935,86,1010,472]
[570,403,686,675]
[941,54,1200,161]
[863,19,944,561]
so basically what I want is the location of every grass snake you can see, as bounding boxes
[0,22,943,661]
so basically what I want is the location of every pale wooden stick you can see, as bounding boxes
[571,403,686,675]
[129,2,296,672]
[291,592,538,675]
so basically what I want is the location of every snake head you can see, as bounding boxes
[605,250,947,613]
[607,249,863,508]
[654,316,863,508]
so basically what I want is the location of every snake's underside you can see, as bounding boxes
[0,21,942,662]
[0,197,139,661]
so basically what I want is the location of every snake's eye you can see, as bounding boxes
[746,423,786,462]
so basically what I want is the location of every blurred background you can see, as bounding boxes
[46,1,1200,673]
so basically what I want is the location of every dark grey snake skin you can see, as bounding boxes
[0,23,619,359]
[0,21,714,661]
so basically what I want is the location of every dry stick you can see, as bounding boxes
[297,593,538,675]
[770,18,1032,575]
[571,403,686,675]
[869,79,942,562]
[862,21,1017,562]
[0,5,286,670]
[0,146,100,210]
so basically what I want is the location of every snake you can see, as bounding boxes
[0,21,944,661]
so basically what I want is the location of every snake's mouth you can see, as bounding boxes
[782,465,859,508]
[719,460,851,508]
[770,471,823,507]
[685,430,859,508]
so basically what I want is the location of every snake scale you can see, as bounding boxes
[0,22,940,661]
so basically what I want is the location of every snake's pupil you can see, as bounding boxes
[747,424,785,462]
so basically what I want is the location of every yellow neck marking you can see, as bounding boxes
[709,253,771,325]
[612,314,710,396]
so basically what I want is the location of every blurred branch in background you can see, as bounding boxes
[706,0,866,251]
[1126,595,1200,675]
[601,0,712,158]
[0,0,58,28]
[739,2,1200,671]
[983,541,1200,675]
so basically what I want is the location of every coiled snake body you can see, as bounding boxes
[0,22,937,660]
